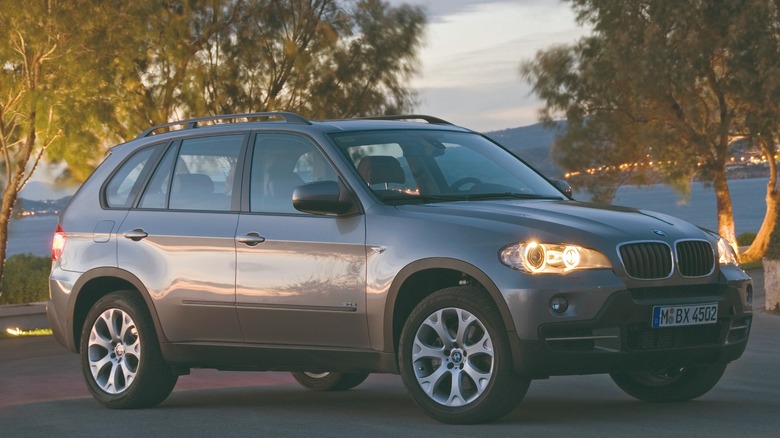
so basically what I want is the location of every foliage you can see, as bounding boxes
[41,0,426,176]
[0,254,50,305]
[521,0,780,260]
[737,232,757,247]
[0,0,93,289]
[0,0,426,287]
[740,259,762,270]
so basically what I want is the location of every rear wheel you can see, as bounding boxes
[610,361,728,402]
[398,286,529,424]
[80,291,177,408]
[291,371,369,391]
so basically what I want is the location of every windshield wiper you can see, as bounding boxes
[464,193,563,201]
[378,193,467,204]
[378,192,563,204]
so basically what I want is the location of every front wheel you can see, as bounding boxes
[80,291,177,408]
[398,286,529,424]
[291,371,369,391]
[610,361,728,402]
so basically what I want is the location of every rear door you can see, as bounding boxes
[234,133,369,348]
[116,134,246,343]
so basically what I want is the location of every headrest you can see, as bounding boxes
[172,173,214,193]
[357,156,405,185]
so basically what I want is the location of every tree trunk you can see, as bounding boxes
[742,187,779,262]
[712,169,737,247]
[0,186,18,294]
[742,137,779,262]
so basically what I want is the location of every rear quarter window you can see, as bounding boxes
[103,146,161,208]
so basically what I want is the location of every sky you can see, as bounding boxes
[24,0,589,197]
[387,0,591,132]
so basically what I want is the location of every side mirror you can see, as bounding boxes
[551,179,573,198]
[292,181,354,215]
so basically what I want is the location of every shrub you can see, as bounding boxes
[0,254,50,305]
[736,232,757,247]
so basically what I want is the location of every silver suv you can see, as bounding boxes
[47,113,753,424]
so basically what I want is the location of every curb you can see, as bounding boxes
[0,302,47,318]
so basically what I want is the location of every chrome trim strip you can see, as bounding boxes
[674,238,716,278]
[616,240,674,280]
[234,302,358,313]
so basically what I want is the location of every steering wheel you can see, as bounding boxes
[450,177,482,192]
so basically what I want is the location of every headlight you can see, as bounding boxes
[717,237,739,266]
[500,242,611,274]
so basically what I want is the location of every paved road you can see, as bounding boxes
[0,269,777,437]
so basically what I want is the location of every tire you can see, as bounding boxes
[80,291,177,408]
[610,361,728,402]
[291,371,369,391]
[398,286,530,424]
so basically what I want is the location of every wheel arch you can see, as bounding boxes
[68,267,164,352]
[384,258,515,356]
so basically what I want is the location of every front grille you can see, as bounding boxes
[619,242,672,279]
[676,240,715,277]
[627,323,723,350]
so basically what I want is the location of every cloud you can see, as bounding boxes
[417,81,542,131]
[386,0,590,131]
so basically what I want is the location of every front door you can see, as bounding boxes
[235,133,368,348]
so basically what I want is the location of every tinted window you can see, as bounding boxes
[331,130,563,203]
[250,134,337,214]
[104,146,159,208]
[139,135,243,211]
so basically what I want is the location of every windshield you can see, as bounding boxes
[330,130,564,204]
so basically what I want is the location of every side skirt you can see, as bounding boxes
[160,342,399,374]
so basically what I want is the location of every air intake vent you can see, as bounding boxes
[619,242,672,279]
[676,240,715,277]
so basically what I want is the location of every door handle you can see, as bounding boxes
[123,228,148,241]
[236,232,266,246]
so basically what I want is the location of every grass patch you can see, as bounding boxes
[0,327,52,340]
[742,259,763,270]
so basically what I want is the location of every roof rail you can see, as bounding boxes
[357,114,453,125]
[135,111,311,139]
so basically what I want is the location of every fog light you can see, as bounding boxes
[550,296,569,314]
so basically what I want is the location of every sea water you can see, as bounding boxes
[4,178,767,258]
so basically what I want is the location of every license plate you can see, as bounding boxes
[652,303,718,328]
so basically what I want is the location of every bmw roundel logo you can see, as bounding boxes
[451,351,463,364]
[652,229,667,237]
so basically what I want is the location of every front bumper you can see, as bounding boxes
[510,275,753,378]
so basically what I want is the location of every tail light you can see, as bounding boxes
[52,224,66,261]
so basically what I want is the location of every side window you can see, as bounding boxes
[104,146,159,208]
[250,134,337,214]
[138,146,176,209]
[139,135,243,211]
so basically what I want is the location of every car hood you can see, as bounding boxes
[396,199,712,247]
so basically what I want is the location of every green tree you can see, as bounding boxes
[1,0,426,292]
[46,0,425,178]
[195,0,425,118]
[0,1,88,290]
[521,0,780,261]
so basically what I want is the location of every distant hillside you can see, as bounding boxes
[20,181,78,201]
[486,122,564,178]
[13,196,71,217]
